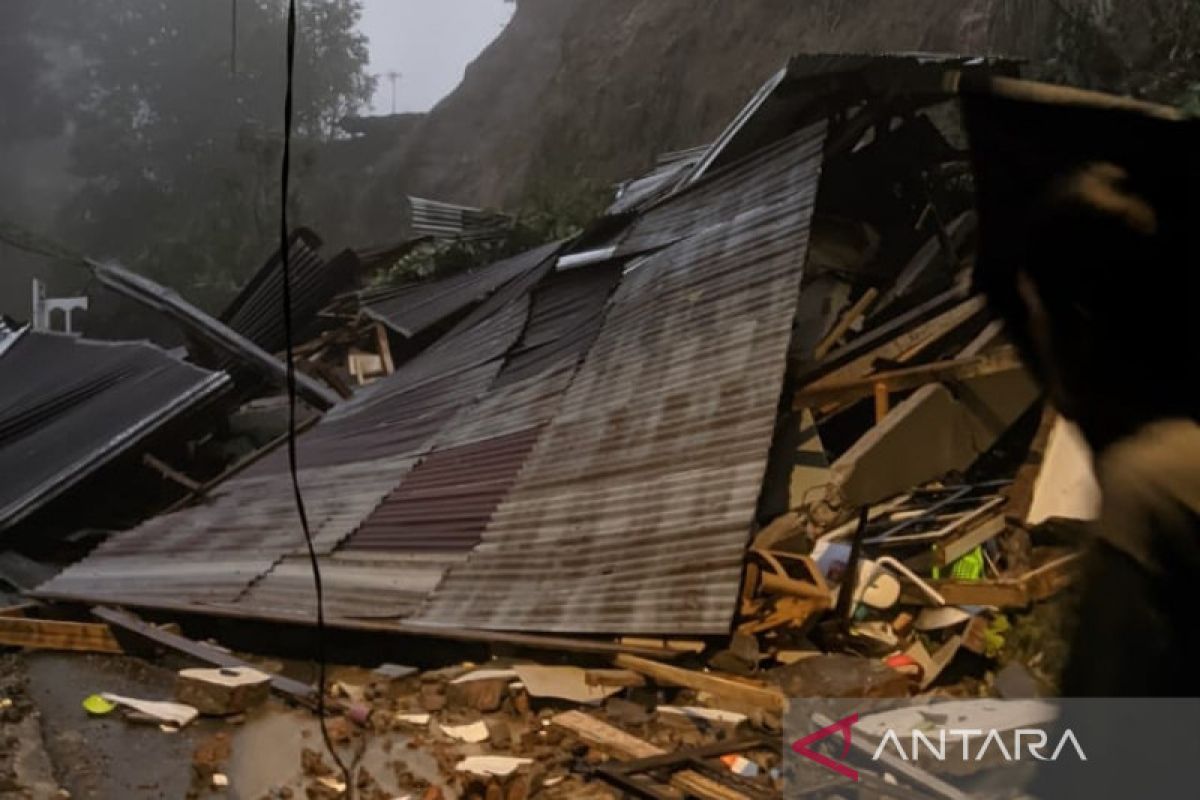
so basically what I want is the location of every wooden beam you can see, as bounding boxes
[161,414,321,513]
[374,323,395,375]
[873,381,890,423]
[141,453,202,492]
[0,616,123,654]
[795,346,1023,410]
[813,288,879,360]
[614,654,786,715]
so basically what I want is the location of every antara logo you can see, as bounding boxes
[792,713,1087,782]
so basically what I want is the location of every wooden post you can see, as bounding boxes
[873,381,890,423]
[375,323,395,375]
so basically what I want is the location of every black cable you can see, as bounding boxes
[278,0,353,791]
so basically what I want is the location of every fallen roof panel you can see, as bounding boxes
[219,229,361,355]
[0,330,230,532]
[413,121,827,634]
[90,261,340,410]
[361,241,561,338]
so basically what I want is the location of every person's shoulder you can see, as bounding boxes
[1096,419,1200,570]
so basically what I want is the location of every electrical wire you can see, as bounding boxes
[278,0,353,792]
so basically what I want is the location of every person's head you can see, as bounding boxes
[965,92,1199,450]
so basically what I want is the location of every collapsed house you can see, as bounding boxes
[26,53,1093,660]
[0,324,230,537]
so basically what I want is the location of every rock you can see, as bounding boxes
[447,678,508,713]
[729,632,762,665]
[300,747,333,777]
[419,682,447,712]
[604,697,650,727]
[175,667,270,716]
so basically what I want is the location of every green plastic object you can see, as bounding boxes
[82,694,117,715]
[932,546,986,581]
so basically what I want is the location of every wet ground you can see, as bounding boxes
[6,653,449,799]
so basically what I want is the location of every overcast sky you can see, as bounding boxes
[358,0,515,115]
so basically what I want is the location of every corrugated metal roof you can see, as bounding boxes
[0,330,231,532]
[219,229,361,355]
[37,454,415,604]
[680,53,1018,188]
[90,261,340,410]
[413,121,827,634]
[38,241,560,613]
[361,241,561,338]
[616,126,826,257]
[407,196,513,242]
[608,144,709,215]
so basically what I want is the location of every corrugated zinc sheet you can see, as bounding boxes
[219,229,359,355]
[39,242,561,614]
[408,196,513,242]
[414,121,827,634]
[361,241,560,338]
[0,330,230,532]
[36,454,415,604]
[608,144,709,215]
[616,127,826,257]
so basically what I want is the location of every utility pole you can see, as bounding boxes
[386,70,401,114]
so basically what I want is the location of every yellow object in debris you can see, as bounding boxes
[82,694,117,715]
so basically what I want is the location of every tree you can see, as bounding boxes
[40,0,375,309]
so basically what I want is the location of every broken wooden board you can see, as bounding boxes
[92,606,316,705]
[794,346,1023,409]
[552,710,752,800]
[583,669,645,689]
[614,654,786,715]
[906,553,1082,607]
[0,616,123,653]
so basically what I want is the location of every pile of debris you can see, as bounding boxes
[0,52,1151,799]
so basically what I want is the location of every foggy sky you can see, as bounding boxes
[359,0,514,115]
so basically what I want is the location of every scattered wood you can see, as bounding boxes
[613,654,786,715]
[813,287,879,359]
[907,552,1083,607]
[0,616,123,654]
[0,602,37,618]
[794,346,1024,409]
[374,322,395,375]
[552,710,753,800]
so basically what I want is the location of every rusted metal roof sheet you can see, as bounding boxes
[616,126,826,257]
[343,426,544,554]
[361,241,560,338]
[36,454,416,605]
[219,229,361,355]
[413,121,827,634]
[0,330,230,532]
[38,242,559,613]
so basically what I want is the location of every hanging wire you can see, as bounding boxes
[278,0,354,793]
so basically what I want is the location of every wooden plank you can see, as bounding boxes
[873,381,890,423]
[92,606,317,705]
[374,323,395,375]
[0,602,37,618]
[795,284,973,383]
[552,711,751,800]
[614,654,786,715]
[795,347,1023,409]
[813,287,878,360]
[0,616,123,654]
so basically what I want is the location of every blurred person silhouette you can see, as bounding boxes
[963,85,1200,695]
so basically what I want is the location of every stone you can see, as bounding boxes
[175,667,270,716]
[447,678,508,713]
